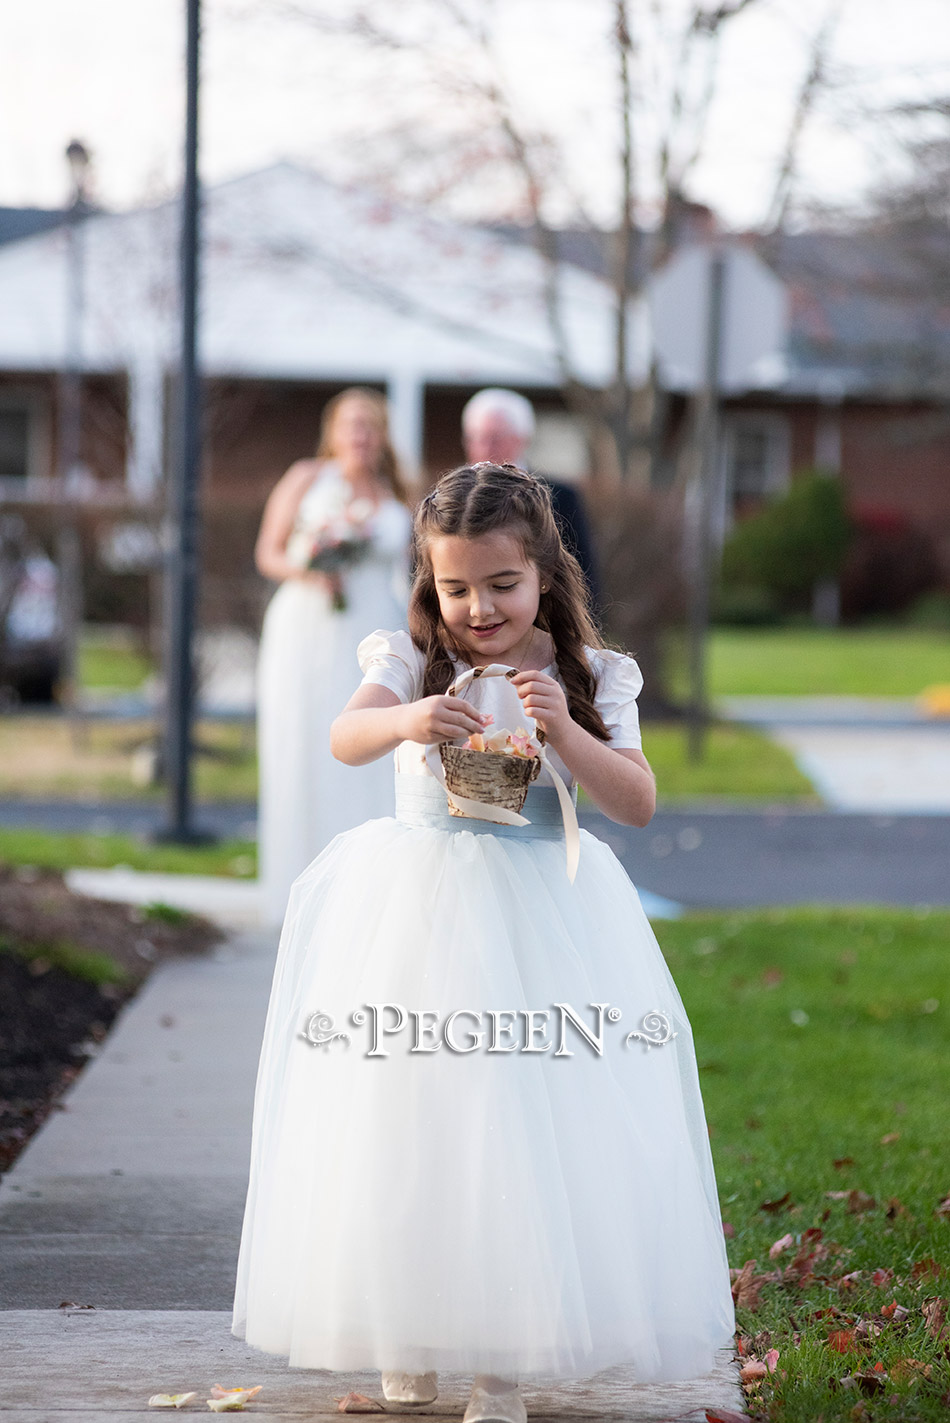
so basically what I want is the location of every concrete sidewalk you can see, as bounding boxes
[719,695,950,813]
[0,927,743,1421]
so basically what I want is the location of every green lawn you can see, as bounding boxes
[78,630,155,692]
[667,627,950,698]
[659,907,950,1421]
[0,827,256,878]
[644,721,817,801]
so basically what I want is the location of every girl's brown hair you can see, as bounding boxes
[316,387,411,504]
[408,462,611,742]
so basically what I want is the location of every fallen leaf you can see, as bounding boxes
[839,1271,865,1290]
[739,1359,768,1383]
[847,1189,877,1214]
[764,1348,780,1372]
[885,1197,909,1219]
[722,1221,735,1237]
[879,1132,900,1146]
[871,1268,894,1288]
[148,1395,198,1410]
[890,1358,933,1381]
[335,1395,386,1413]
[840,1368,887,1395]
[759,1191,792,1214]
[935,1193,950,1218]
[921,1297,948,1341]
[911,1258,942,1281]
[731,1259,766,1310]
[769,1232,795,1259]
[209,1388,262,1401]
[833,1156,855,1170]
[828,1330,859,1353]
[761,967,783,987]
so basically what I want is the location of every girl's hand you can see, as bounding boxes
[403,694,491,745]
[510,669,573,743]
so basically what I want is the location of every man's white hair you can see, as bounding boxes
[462,387,536,443]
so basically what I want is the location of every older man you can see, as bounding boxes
[461,388,603,616]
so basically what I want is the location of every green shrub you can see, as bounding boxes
[719,471,854,612]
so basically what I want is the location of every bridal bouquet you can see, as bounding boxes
[286,495,375,612]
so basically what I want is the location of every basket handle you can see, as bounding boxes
[445,662,517,700]
[428,661,580,881]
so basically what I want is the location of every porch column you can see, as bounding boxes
[386,369,425,483]
[126,356,164,500]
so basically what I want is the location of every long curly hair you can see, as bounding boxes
[316,386,411,504]
[408,462,611,741]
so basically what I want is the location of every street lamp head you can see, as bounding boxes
[65,139,91,203]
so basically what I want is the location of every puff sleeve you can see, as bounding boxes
[589,647,644,749]
[356,628,424,704]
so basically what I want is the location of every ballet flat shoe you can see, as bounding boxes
[462,1384,527,1423]
[380,1371,439,1405]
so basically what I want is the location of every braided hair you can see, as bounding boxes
[408,462,611,742]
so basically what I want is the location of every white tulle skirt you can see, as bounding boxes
[231,776,736,1383]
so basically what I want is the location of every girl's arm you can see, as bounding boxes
[331,683,490,767]
[510,670,656,827]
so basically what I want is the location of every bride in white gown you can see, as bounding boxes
[254,388,413,926]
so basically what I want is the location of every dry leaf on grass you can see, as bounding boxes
[911,1257,942,1281]
[839,1364,888,1395]
[921,1297,948,1341]
[890,1358,933,1381]
[759,1191,792,1214]
[730,1259,772,1310]
[769,1232,795,1259]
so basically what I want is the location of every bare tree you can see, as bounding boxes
[231,0,768,484]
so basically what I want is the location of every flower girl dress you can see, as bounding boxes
[232,628,736,1384]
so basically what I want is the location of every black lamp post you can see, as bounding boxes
[56,138,91,711]
[157,0,213,844]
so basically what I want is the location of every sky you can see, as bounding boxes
[2,0,949,229]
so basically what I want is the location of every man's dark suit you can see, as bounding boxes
[532,473,604,622]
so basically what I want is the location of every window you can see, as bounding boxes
[0,391,49,492]
[721,412,790,517]
[0,408,30,481]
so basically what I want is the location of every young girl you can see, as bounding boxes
[231,463,736,1423]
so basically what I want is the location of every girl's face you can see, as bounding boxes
[329,397,386,473]
[429,530,543,666]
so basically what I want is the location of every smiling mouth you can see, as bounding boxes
[470,621,504,634]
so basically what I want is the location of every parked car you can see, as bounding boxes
[0,516,63,703]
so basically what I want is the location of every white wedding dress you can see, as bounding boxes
[256,465,412,926]
[234,629,736,1384]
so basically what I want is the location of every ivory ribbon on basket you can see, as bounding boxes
[423,662,581,883]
